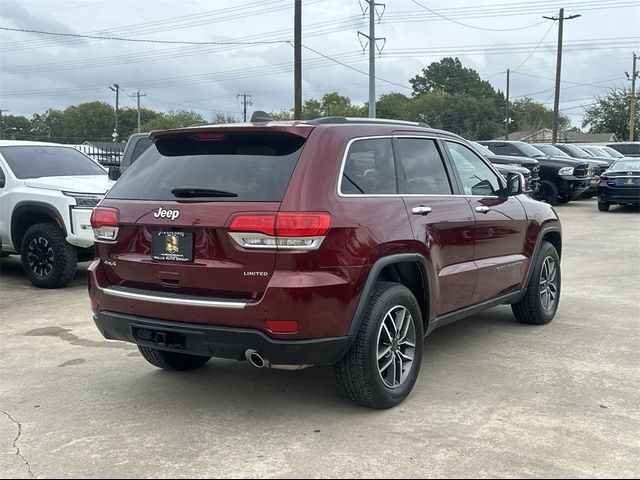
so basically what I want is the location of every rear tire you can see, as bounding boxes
[137,345,211,371]
[535,181,559,205]
[512,241,560,325]
[334,281,424,409]
[598,201,610,211]
[20,223,78,288]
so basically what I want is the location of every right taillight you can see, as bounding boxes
[90,207,120,242]
[229,212,331,250]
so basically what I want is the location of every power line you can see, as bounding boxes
[512,21,555,72]
[409,0,548,31]
[0,26,290,46]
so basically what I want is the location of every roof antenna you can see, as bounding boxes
[250,111,273,122]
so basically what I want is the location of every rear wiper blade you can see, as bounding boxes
[171,187,238,198]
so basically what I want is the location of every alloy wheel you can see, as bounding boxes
[27,236,55,277]
[539,256,558,312]
[376,305,417,389]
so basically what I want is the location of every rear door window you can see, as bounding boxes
[341,138,397,194]
[107,132,306,202]
[396,138,452,194]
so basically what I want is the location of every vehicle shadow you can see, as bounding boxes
[93,306,521,415]
[0,255,90,287]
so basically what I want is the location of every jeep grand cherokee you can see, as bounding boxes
[89,117,562,409]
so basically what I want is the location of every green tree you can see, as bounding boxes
[410,57,500,99]
[119,107,163,137]
[0,114,31,140]
[212,113,238,124]
[140,110,206,131]
[375,93,411,120]
[269,109,294,120]
[509,98,569,133]
[300,92,366,119]
[582,87,639,141]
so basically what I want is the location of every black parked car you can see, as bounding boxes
[110,133,152,180]
[533,143,608,199]
[470,142,539,192]
[597,158,640,211]
[607,142,640,158]
[478,141,590,205]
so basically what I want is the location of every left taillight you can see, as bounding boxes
[90,207,120,242]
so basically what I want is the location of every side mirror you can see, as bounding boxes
[0,173,5,189]
[506,172,525,196]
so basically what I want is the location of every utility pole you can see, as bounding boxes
[135,90,147,133]
[294,0,302,120]
[543,9,580,143]
[0,108,7,140]
[358,1,386,118]
[627,52,638,141]
[505,69,510,140]
[237,93,252,122]
[109,83,120,143]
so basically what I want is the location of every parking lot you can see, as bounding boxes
[1,199,638,478]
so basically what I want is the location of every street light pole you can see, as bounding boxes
[109,84,120,143]
[627,52,638,142]
[543,9,580,144]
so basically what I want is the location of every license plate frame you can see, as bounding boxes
[151,231,194,262]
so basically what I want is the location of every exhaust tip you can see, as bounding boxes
[245,349,265,368]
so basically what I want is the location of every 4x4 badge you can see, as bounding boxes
[153,207,180,220]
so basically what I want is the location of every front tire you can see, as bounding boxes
[535,181,559,205]
[334,282,424,409]
[598,200,610,211]
[20,223,78,288]
[138,346,211,371]
[512,242,561,325]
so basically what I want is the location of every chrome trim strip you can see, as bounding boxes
[103,287,248,309]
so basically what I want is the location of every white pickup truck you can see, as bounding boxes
[0,141,113,288]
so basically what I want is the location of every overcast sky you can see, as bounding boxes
[0,0,638,128]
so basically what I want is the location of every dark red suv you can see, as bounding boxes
[88,117,562,409]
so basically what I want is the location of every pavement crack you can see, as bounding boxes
[1,409,36,479]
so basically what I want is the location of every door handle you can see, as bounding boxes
[411,206,432,215]
[475,206,491,214]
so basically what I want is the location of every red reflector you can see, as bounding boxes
[90,207,119,228]
[599,175,609,180]
[229,214,276,236]
[90,298,99,311]
[192,133,225,141]
[276,213,331,237]
[265,320,299,334]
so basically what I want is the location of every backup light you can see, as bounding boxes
[90,207,120,241]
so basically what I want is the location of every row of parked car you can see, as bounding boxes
[468,140,638,207]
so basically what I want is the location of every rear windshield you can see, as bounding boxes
[516,143,546,158]
[107,132,306,201]
[611,160,640,172]
[0,146,107,179]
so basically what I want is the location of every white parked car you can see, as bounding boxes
[0,141,114,288]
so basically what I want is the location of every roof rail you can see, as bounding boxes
[306,116,430,128]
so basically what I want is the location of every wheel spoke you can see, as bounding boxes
[398,311,412,343]
[389,355,397,386]
[395,353,403,386]
[379,355,393,374]
[377,345,392,361]
[397,350,413,362]
[381,323,393,343]
[398,338,415,348]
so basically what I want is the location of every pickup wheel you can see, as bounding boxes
[512,241,560,325]
[334,281,423,409]
[20,223,78,288]
[137,346,211,371]
[597,201,610,211]
[535,181,559,205]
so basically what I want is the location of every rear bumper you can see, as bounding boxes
[598,186,640,204]
[94,310,351,365]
